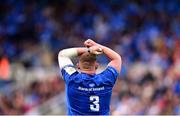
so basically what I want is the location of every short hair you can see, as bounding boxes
[79,52,97,69]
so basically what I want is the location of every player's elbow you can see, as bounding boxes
[58,51,64,63]
[58,51,74,69]
[58,50,65,57]
[115,55,122,73]
[58,50,68,63]
[58,49,70,58]
[115,53,121,62]
[118,54,121,60]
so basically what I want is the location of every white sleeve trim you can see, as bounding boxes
[59,48,78,58]
[58,48,78,69]
[58,55,74,70]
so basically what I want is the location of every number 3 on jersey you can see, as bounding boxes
[90,96,99,111]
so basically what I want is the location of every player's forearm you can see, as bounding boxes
[99,45,121,61]
[58,47,88,69]
[98,44,121,73]
[76,47,89,56]
[58,47,88,58]
[84,39,121,72]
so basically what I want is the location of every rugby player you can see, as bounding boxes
[58,39,121,115]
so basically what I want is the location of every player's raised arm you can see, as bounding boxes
[58,47,89,69]
[84,39,122,73]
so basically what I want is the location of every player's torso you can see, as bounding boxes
[66,73,113,115]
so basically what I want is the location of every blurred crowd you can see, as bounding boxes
[0,0,179,115]
[0,77,64,115]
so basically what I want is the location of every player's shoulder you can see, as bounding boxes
[63,65,77,75]
[107,66,119,74]
[61,65,79,82]
[96,66,119,84]
[99,66,119,76]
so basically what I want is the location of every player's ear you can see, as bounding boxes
[95,62,99,70]
[77,63,80,69]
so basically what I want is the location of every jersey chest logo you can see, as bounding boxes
[89,83,95,87]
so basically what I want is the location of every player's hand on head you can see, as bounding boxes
[84,39,97,47]
[89,45,103,55]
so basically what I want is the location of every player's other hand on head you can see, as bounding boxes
[89,45,103,55]
[84,39,97,47]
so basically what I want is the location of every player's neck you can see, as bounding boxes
[80,69,96,75]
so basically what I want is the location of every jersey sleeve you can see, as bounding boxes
[98,66,119,86]
[61,65,78,83]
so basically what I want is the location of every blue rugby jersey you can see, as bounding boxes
[61,65,119,115]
